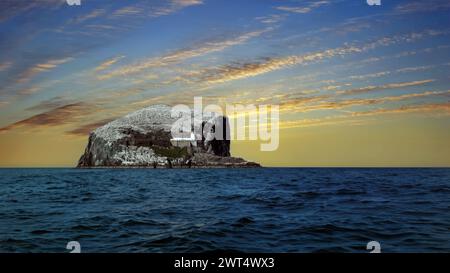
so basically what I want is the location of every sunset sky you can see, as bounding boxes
[0,0,449,167]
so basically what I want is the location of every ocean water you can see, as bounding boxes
[0,168,449,253]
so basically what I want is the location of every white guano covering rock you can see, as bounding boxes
[77,104,260,168]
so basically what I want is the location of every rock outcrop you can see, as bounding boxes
[77,105,260,168]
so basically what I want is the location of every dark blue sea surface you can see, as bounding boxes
[0,168,449,253]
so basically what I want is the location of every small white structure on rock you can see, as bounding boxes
[170,132,197,148]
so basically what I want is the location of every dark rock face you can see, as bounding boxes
[117,129,172,148]
[210,138,230,157]
[198,116,231,157]
[77,105,259,168]
[208,116,231,157]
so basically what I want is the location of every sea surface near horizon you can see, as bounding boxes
[0,168,449,253]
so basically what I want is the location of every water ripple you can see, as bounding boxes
[0,168,449,252]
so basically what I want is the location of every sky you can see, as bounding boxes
[0,0,449,167]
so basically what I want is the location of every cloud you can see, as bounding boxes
[352,102,450,117]
[174,0,204,6]
[16,57,73,84]
[17,87,40,96]
[12,79,61,98]
[0,0,64,22]
[396,0,450,14]
[111,6,143,18]
[97,29,269,80]
[199,45,363,84]
[255,14,287,25]
[54,0,204,39]
[110,0,203,19]
[278,116,364,130]
[85,24,125,32]
[25,97,72,112]
[396,65,436,73]
[275,1,330,14]
[66,118,115,136]
[95,56,125,72]
[332,16,376,35]
[349,71,391,80]
[277,98,450,130]
[0,62,12,72]
[69,9,107,24]
[195,30,444,85]
[149,0,203,17]
[273,99,450,130]
[348,65,437,81]
[292,91,449,113]
[279,94,332,111]
[0,102,96,133]
[337,79,435,95]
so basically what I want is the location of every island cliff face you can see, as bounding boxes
[77,105,260,168]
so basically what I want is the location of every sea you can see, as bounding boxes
[0,168,449,253]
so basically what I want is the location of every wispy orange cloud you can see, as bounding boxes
[196,30,444,85]
[0,102,96,133]
[352,102,450,117]
[110,0,204,19]
[200,46,363,84]
[70,9,106,24]
[17,87,40,96]
[25,97,72,112]
[276,1,330,14]
[337,79,435,95]
[277,100,450,130]
[150,0,203,17]
[112,6,143,18]
[97,29,269,80]
[17,57,73,84]
[278,116,364,130]
[0,61,12,72]
[95,56,125,72]
[255,14,287,25]
[66,118,115,136]
[289,91,449,113]
[348,65,436,80]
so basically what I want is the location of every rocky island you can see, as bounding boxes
[77,105,260,168]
